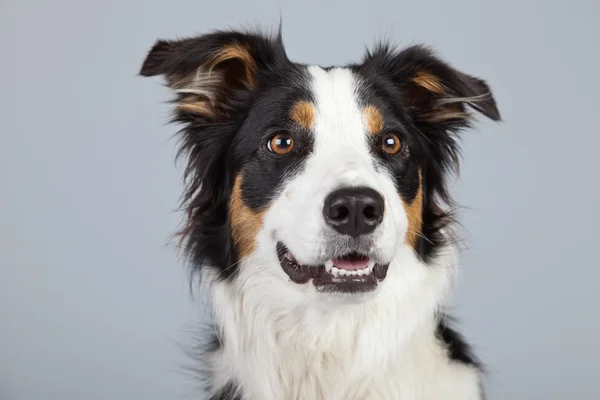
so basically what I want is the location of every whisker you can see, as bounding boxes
[408,246,425,263]
[406,228,434,246]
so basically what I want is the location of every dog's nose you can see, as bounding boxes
[323,187,384,238]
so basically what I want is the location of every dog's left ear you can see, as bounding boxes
[139,30,288,120]
[364,45,501,126]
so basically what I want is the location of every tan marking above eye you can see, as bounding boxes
[381,132,402,155]
[290,101,315,129]
[363,105,385,136]
[268,132,295,155]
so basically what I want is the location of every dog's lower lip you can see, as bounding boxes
[276,243,389,293]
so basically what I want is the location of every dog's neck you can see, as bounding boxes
[201,243,479,399]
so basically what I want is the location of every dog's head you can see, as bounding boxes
[140,29,499,300]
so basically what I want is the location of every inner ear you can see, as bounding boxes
[411,72,446,95]
[405,72,446,109]
[208,44,257,90]
[405,72,470,123]
[140,33,272,121]
[404,68,500,124]
[168,44,259,120]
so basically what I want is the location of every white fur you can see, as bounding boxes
[202,66,482,399]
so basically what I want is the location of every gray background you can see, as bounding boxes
[2,0,599,399]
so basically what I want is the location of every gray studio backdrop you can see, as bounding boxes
[2,1,599,399]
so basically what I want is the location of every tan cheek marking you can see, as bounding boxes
[229,174,265,258]
[403,170,423,249]
[290,101,315,129]
[411,71,445,94]
[363,105,385,136]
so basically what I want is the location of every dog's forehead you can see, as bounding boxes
[307,66,361,120]
[240,64,380,154]
[304,65,372,149]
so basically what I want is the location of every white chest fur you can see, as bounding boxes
[204,246,483,400]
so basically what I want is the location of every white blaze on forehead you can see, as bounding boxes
[264,65,407,266]
[306,66,369,153]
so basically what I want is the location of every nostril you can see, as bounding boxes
[363,205,377,220]
[332,205,350,220]
[363,203,384,225]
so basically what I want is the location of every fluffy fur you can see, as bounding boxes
[140,27,500,400]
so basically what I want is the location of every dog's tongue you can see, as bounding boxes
[332,256,369,270]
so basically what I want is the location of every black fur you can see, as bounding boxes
[140,29,500,278]
[139,30,499,397]
[140,29,299,281]
[436,315,487,398]
[233,83,315,211]
[355,44,500,262]
[209,382,241,400]
[436,315,482,368]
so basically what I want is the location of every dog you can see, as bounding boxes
[140,27,500,400]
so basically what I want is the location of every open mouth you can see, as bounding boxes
[276,243,389,293]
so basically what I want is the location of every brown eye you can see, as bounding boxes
[267,132,295,155]
[381,132,402,155]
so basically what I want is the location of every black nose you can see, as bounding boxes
[323,187,385,238]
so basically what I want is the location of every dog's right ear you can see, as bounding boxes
[140,30,288,120]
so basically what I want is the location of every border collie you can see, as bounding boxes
[140,27,500,400]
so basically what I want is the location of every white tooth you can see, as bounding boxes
[363,267,370,274]
[338,269,347,276]
[357,270,364,276]
[325,259,334,272]
[351,271,358,276]
[367,260,376,273]
[331,266,339,276]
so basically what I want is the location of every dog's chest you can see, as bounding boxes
[221,326,482,400]
[210,255,480,399]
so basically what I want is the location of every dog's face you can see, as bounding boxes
[140,30,499,301]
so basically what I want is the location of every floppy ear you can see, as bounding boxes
[139,30,288,120]
[364,44,500,127]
